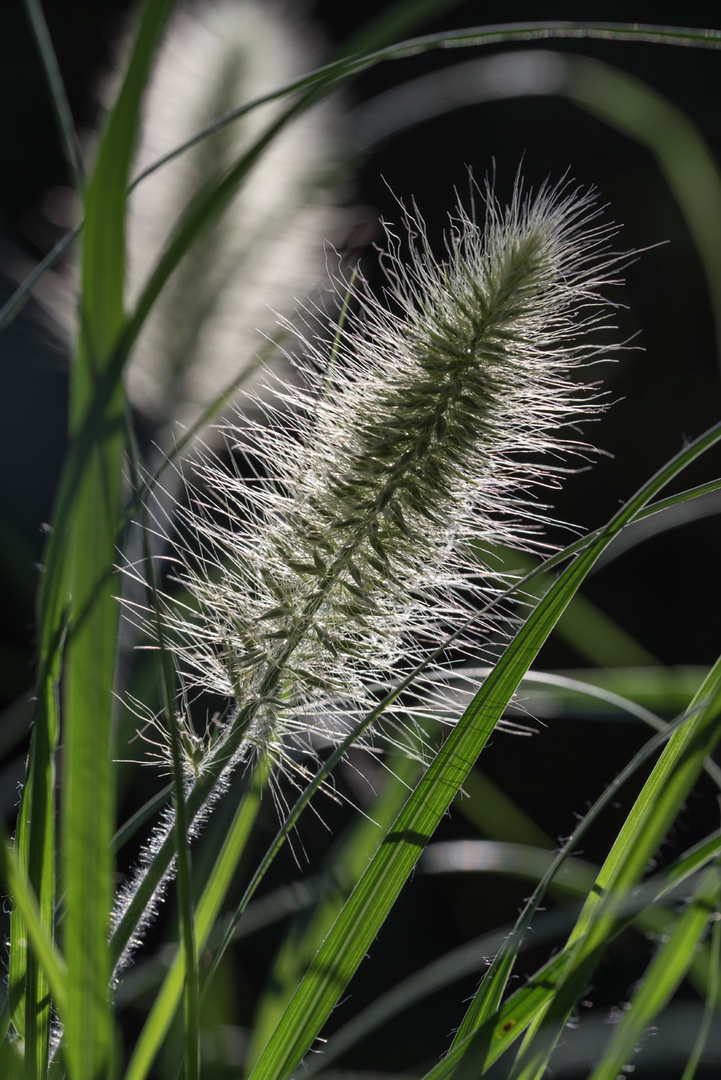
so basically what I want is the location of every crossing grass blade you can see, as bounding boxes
[124,417,202,1080]
[7,660,59,1076]
[125,22,721,198]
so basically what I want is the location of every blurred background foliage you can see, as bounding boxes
[1,2,720,1076]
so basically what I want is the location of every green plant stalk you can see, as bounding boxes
[128,415,200,1080]
[7,82,76,1056]
[245,749,425,1070]
[8,659,58,1077]
[122,767,266,1080]
[0,818,67,1024]
[57,2,176,1077]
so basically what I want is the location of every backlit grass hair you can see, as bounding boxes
[115,174,625,973]
[161,174,622,734]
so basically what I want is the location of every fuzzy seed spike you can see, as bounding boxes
[114,174,629,975]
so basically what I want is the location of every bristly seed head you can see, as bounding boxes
[134,174,628,783]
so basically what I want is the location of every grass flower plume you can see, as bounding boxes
[161,175,621,741]
[114,176,625,971]
[123,0,348,429]
[14,0,348,434]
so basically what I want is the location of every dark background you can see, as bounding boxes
[1,3,720,1077]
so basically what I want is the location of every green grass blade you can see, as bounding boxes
[7,669,58,1075]
[514,666,710,725]
[0,820,67,1024]
[122,768,266,1080]
[0,225,79,331]
[431,947,576,1080]
[128,22,721,196]
[588,862,721,1080]
[22,0,84,190]
[59,2,175,1077]
[431,894,701,1080]
[639,478,721,520]
[413,830,721,1080]
[662,829,721,896]
[457,666,721,788]
[343,22,721,76]
[302,848,596,1077]
[443,662,714,1042]
[570,655,721,945]
[448,704,694,1047]
[508,657,721,1080]
[111,785,174,854]
[682,904,721,1080]
[418,909,712,1080]
[246,752,424,1071]
[493,550,659,667]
